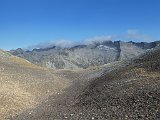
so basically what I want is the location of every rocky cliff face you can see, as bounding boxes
[9,40,160,69]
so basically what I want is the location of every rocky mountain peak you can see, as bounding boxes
[9,40,160,69]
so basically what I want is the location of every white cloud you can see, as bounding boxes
[85,35,113,44]
[53,40,80,48]
[25,30,153,50]
[26,40,81,50]
[84,29,153,44]
[26,36,114,50]
[125,29,152,42]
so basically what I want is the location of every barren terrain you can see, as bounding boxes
[1,47,160,119]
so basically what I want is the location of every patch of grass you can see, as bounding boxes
[10,56,40,69]
[0,50,12,57]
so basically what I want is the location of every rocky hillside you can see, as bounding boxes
[11,44,160,120]
[0,49,111,120]
[0,49,72,120]
[10,40,160,69]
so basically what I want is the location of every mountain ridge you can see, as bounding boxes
[9,40,160,69]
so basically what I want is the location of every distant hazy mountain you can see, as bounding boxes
[9,40,160,69]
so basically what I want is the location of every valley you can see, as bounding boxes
[1,0,160,119]
[0,44,160,119]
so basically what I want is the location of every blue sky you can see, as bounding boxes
[0,0,160,50]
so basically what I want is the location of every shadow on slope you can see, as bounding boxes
[72,48,160,119]
[11,47,160,120]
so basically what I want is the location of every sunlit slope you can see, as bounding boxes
[0,49,70,119]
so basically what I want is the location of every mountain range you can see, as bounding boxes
[9,40,160,69]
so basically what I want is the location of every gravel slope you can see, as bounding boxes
[0,51,71,119]
[11,48,160,120]
[1,48,160,120]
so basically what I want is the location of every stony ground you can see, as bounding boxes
[0,50,117,120]
[0,53,71,119]
[1,48,160,120]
